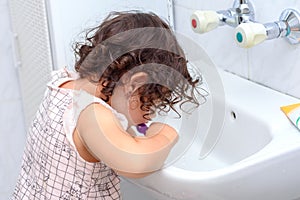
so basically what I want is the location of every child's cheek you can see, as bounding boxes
[128,109,144,125]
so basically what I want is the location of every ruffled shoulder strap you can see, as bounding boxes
[63,89,129,148]
[48,67,79,88]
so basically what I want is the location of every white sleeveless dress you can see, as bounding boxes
[12,68,128,200]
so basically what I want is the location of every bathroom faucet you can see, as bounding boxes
[190,0,255,34]
[231,0,254,25]
[235,9,300,48]
[191,0,300,48]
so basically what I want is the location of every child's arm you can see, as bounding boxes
[76,103,178,177]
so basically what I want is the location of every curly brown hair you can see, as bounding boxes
[73,11,201,119]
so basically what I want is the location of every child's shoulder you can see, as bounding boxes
[82,102,127,129]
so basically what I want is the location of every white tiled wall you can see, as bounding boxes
[0,0,26,199]
[174,0,300,99]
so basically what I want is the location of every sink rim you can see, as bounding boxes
[130,68,300,177]
[125,69,300,200]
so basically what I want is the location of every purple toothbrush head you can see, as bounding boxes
[136,123,148,135]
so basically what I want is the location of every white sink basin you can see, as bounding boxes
[125,69,300,200]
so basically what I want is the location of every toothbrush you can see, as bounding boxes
[136,123,148,135]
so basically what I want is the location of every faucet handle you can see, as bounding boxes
[234,22,267,48]
[190,11,220,34]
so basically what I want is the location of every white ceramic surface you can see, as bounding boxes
[126,68,300,200]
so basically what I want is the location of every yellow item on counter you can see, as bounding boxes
[281,103,300,130]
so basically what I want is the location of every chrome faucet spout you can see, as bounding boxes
[224,0,255,27]
[233,0,255,23]
[239,0,248,4]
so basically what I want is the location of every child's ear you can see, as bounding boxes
[124,72,148,95]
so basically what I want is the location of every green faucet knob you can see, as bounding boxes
[235,23,267,48]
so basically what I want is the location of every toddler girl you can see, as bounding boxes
[12,11,200,199]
